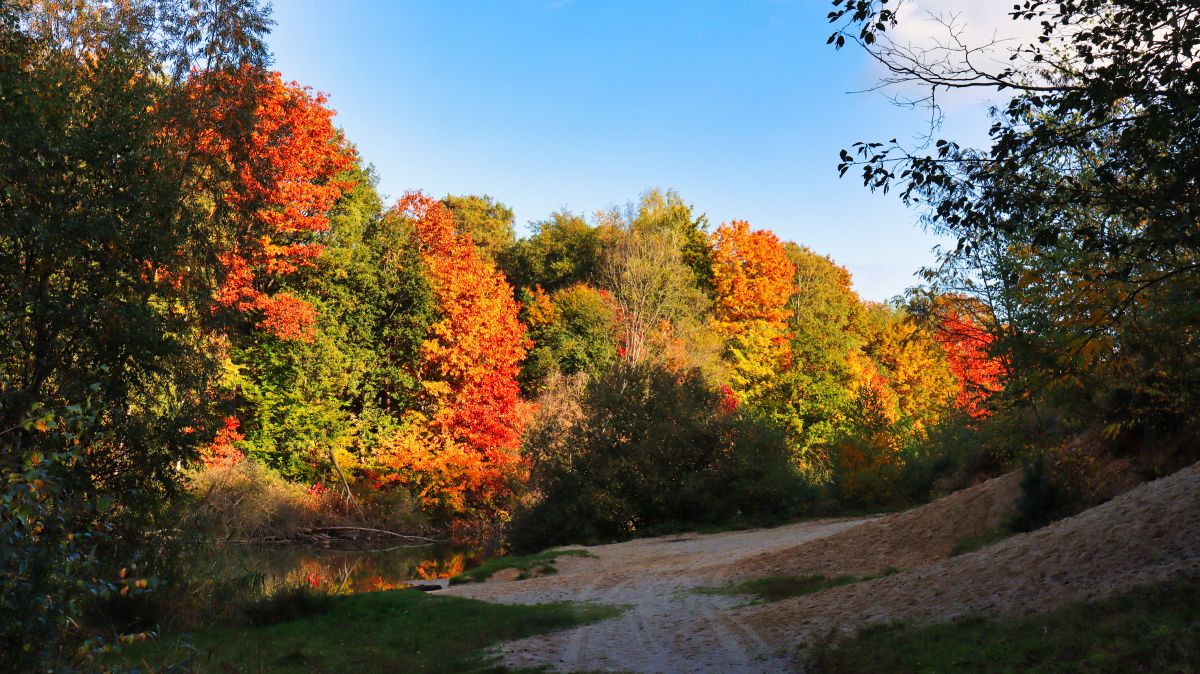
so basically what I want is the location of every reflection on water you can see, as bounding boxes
[226,544,485,594]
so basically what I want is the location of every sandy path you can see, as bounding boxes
[439,465,1200,672]
[442,518,870,673]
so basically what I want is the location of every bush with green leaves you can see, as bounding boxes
[509,362,813,551]
[1,390,160,671]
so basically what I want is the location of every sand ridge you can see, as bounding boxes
[741,461,1200,650]
[732,471,1021,581]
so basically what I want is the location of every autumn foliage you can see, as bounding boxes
[710,220,796,337]
[201,417,247,468]
[376,193,530,517]
[710,220,797,400]
[196,69,356,341]
[933,303,1005,418]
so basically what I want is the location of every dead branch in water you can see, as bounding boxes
[232,526,444,547]
[309,526,443,543]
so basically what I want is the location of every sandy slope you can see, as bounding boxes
[441,465,1200,673]
[733,471,1021,580]
[742,462,1200,649]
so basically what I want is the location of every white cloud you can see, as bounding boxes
[890,1,1040,54]
[863,0,1044,112]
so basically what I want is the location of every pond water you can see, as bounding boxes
[224,543,487,594]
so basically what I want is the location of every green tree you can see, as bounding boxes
[443,194,515,263]
[628,188,715,293]
[0,0,272,667]
[745,245,867,477]
[501,210,616,292]
[220,165,441,482]
[601,225,715,369]
[520,284,620,391]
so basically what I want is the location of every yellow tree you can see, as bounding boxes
[836,303,959,502]
[710,220,796,403]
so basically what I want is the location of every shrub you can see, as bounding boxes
[509,362,813,551]
[239,584,334,626]
[1009,456,1079,532]
[1,393,158,670]
[2,434,107,670]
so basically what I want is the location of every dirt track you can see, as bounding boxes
[444,517,870,672]
[441,465,1200,673]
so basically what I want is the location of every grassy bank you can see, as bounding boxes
[113,589,618,673]
[449,548,594,585]
[810,578,1200,673]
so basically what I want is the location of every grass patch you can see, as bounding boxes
[950,527,1015,556]
[112,588,619,673]
[809,577,1200,673]
[698,570,900,604]
[239,585,334,626]
[449,548,594,585]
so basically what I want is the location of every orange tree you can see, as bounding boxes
[710,220,796,403]
[375,193,529,521]
[835,303,959,503]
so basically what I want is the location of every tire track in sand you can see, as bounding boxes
[442,518,868,673]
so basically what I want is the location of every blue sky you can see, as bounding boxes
[267,0,997,301]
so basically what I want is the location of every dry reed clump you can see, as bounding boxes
[187,459,346,541]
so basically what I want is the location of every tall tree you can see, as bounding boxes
[629,188,715,293]
[376,193,529,519]
[501,210,614,292]
[601,227,710,367]
[830,0,1200,451]
[710,220,796,403]
[198,69,356,342]
[0,0,274,666]
[442,194,515,263]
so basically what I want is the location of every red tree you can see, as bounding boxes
[200,416,246,468]
[195,69,356,341]
[934,303,1005,418]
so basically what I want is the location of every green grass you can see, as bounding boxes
[697,570,900,604]
[809,577,1200,673]
[112,588,619,673]
[449,548,594,585]
[950,527,1016,556]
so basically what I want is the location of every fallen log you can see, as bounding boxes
[305,526,443,543]
[230,526,444,548]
